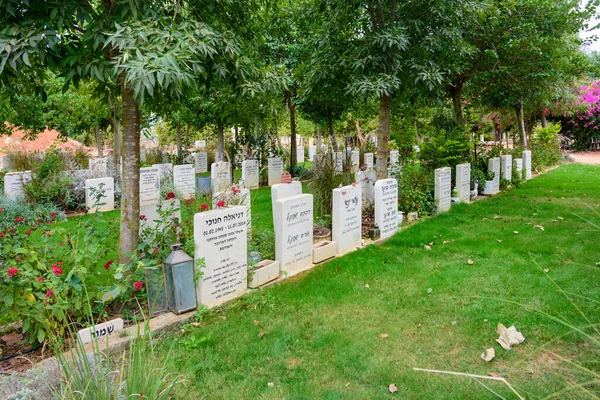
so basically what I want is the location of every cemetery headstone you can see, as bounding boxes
[515,158,523,174]
[195,140,206,150]
[152,163,174,180]
[335,151,343,173]
[268,157,284,186]
[1,155,14,170]
[271,181,303,224]
[139,167,160,206]
[308,145,317,161]
[174,164,196,199]
[89,158,108,177]
[210,161,231,193]
[522,150,532,180]
[140,199,181,232]
[355,170,376,206]
[241,159,259,189]
[77,318,124,345]
[374,179,398,239]
[488,157,501,194]
[275,194,314,276]
[297,146,305,163]
[85,177,115,213]
[434,167,452,213]
[3,171,31,201]
[455,163,471,203]
[364,153,374,170]
[500,154,513,182]
[351,150,360,172]
[390,150,399,166]
[332,184,362,255]
[212,188,252,234]
[194,152,208,173]
[194,206,247,308]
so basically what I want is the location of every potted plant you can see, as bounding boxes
[482,170,495,195]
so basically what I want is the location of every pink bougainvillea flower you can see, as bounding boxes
[7,267,19,278]
[217,200,226,208]
[200,203,209,211]
[133,281,143,291]
[477,125,482,130]
[462,100,468,105]
[52,264,63,276]
[103,260,114,270]
[166,192,175,199]
[153,247,159,254]
[140,215,147,221]
[45,289,53,298]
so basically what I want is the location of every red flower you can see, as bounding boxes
[25,227,33,236]
[57,261,64,266]
[15,216,24,223]
[7,267,19,278]
[52,264,63,276]
[352,182,357,187]
[0,207,4,212]
[50,212,58,218]
[200,203,209,211]
[45,289,53,299]
[0,231,5,238]
[140,215,147,221]
[462,100,468,105]
[217,200,226,208]
[184,198,193,206]
[166,192,175,199]
[153,247,159,254]
[103,260,114,270]
[133,281,143,291]
[232,186,240,194]
[37,276,45,282]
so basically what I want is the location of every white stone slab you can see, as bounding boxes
[89,158,109,177]
[515,158,523,175]
[1,155,14,170]
[77,318,124,345]
[271,181,303,226]
[140,199,181,232]
[211,161,231,193]
[3,171,31,201]
[242,160,259,189]
[275,194,314,276]
[85,177,115,213]
[522,150,532,180]
[173,164,196,199]
[374,178,398,239]
[488,157,501,194]
[195,140,206,150]
[390,150,399,166]
[456,163,471,203]
[297,146,305,163]
[212,188,252,233]
[308,145,317,162]
[355,170,376,206]
[194,152,208,173]
[332,184,362,255]
[434,167,452,213]
[139,167,161,206]
[351,150,360,172]
[268,157,283,186]
[500,154,513,182]
[152,163,173,180]
[335,151,343,173]
[194,206,248,308]
[364,153,374,170]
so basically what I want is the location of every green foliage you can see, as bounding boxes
[420,129,471,171]
[394,162,434,215]
[0,197,64,230]
[308,155,353,221]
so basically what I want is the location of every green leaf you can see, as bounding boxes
[101,286,122,303]
[37,329,45,344]
[22,318,30,333]
[4,294,13,306]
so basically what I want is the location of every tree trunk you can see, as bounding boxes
[185,123,190,151]
[175,123,182,157]
[376,93,391,179]
[317,126,322,148]
[275,124,282,149]
[540,110,547,128]
[515,101,528,147]
[95,125,103,158]
[328,110,339,153]
[287,94,297,175]
[449,84,464,126]
[217,121,224,162]
[356,119,365,146]
[108,96,121,166]
[119,76,141,265]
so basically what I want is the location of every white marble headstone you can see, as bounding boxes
[455,163,471,203]
[297,146,305,163]
[434,167,452,213]
[210,161,231,193]
[3,171,31,201]
[140,199,181,232]
[195,140,206,150]
[374,179,398,239]
[275,194,314,276]
[364,153,374,170]
[271,181,303,225]
[195,152,208,173]
[500,154,512,182]
[85,177,115,213]
[174,164,196,199]
[241,160,259,189]
[515,158,523,175]
[77,318,124,345]
[308,145,317,162]
[139,167,160,206]
[332,184,362,255]
[194,206,247,308]
[268,157,283,186]
[488,157,501,194]
[522,150,532,180]
[355,170,376,206]
[351,150,360,172]
[335,152,343,173]
[390,150,399,166]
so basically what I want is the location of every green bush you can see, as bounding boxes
[308,154,353,221]
[420,128,471,171]
[394,162,434,215]
[530,124,562,172]
[0,197,65,230]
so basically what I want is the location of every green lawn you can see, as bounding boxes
[155,163,600,399]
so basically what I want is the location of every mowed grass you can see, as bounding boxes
[156,163,600,399]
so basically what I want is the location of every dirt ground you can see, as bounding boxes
[568,150,600,165]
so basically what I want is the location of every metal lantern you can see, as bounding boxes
[164,243,197,314]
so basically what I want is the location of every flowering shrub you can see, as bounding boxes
[0,196,65,230]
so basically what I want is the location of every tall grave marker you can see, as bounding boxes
[85,177,115,213]
[242,160,259,189]
[195,152,208,173]
[522,150,532,180]
[4,171,31,201]
[500,154,512,181]
[332,184,362,255]
[211,161,230,193]
[268,157,283,186]
[455,163,471,203]
[174,164,196,199]
[374,178,398,239]
[434,167,452,213]
[275,194,314,276]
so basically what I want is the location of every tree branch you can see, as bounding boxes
[374,0,386,29]
[366,1,379,32]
